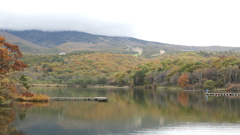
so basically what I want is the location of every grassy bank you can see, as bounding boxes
[16,94,50,102]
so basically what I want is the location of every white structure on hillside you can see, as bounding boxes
[59,52,66,55]
[160,50,165,55]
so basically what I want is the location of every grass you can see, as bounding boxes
[16,94,50,102]
[132,54,140,57]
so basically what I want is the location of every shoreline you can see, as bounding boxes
[30,84,68,87]
[29,84,228,91]
[29,84,135,88]
[28,84,185,91]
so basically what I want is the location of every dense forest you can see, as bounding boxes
[17,50,240,90]
[20,51,147,86]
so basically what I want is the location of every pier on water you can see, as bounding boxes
[50,97,108,102]
[204,93,240,96]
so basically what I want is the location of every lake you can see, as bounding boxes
[7,87,240,135]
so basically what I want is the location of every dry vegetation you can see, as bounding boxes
[16,94,50,102]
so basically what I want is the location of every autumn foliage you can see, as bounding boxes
[21,92,34,97]
[13,44,240,90]
[177,73,189,89]
[0,36,28,75]
[0,36,28,97]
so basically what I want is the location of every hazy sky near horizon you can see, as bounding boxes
[1,0,240,47]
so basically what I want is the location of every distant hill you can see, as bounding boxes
[0,30,46,49]
[0,30,63,54]
[1,29,240,57]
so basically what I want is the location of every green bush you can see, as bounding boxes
[203,80,215,90]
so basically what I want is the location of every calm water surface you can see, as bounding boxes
[10,87,240,135]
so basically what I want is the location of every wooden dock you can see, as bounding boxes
[204,93,240,96]
[50,97,108,102]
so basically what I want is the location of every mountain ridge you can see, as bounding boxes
[1,29,240,57]
[0,30,47,49]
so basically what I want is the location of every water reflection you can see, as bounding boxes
[0,106,26,135]
[10,88,240,134]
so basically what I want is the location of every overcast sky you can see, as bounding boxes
[1,0,240,47]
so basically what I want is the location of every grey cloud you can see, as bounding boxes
[1,12,136,37]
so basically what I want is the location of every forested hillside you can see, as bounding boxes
[18,51,240,90]
[115,51,240,90]
[20,51,147,86]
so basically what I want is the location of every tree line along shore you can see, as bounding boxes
[20,49,240,91]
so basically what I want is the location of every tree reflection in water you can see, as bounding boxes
[8,87,240,135]
[0,101,49,135]
[0,106,26,135]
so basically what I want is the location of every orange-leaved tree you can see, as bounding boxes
[177,73,189,89]
[0,36,28,94]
